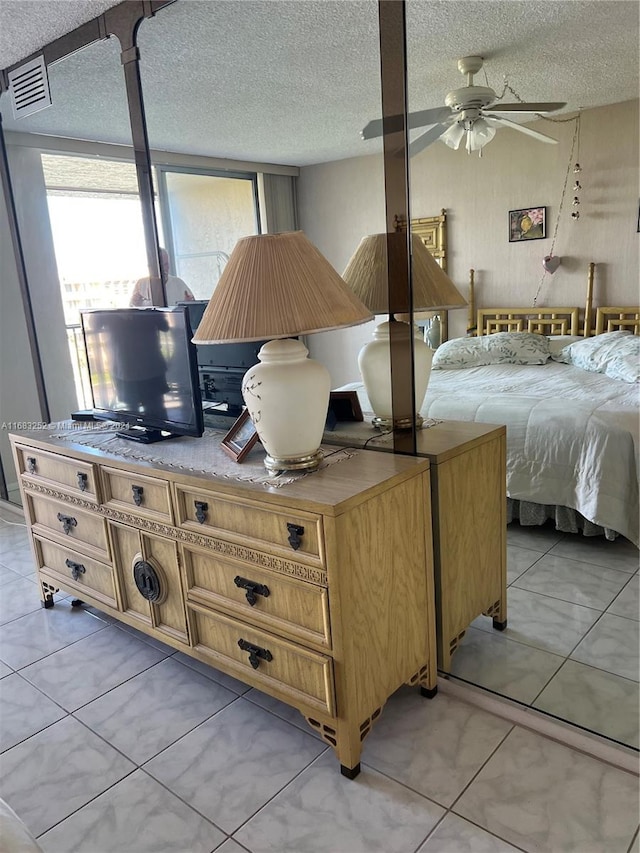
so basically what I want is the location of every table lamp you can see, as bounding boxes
[192,231,373,473]
[342,232,466,428]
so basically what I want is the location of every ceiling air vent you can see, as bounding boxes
[8,56,52,119]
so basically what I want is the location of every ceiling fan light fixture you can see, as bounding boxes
[466,117,496,152]
[440,122,465,149]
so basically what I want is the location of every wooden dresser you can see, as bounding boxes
[323,418,508,671]
[10,429,437,778]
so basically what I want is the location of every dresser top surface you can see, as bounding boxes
[10,426,430,515]
[324,418,505,463]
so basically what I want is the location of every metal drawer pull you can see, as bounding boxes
[77,472,88,491]
[65,558,86,581]
[234,575,270,606]
[26,456,37,473]
[286,523,304,550]
[238,638,272,670]
[194,500,208,524]
[57,513,77,535]
[131,485,144,506]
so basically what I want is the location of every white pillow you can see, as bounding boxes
[547,335,583,357]
[432,332,550,370]
[552,330,639,382]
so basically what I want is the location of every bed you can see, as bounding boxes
[345,264,640,546]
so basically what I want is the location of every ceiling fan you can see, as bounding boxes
[362,56,566,157]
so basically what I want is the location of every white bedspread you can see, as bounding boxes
[349,362,640,545]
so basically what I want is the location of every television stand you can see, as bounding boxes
[116,426,180,444]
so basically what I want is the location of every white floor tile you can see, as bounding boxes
[0,716,135,837]
[234,750,445,853]
[570,614,639,682]
[145,698,326,834]
[20,624,169,711]
[506,524,564,551]
[534,659,639,748]
[76,657,238,763]
[471,586,600,656]
[362,689,512,807]
[418,813,522,852]
[455,726,639,853]
[513,553,631,609]
[172,650,251,695]
[0,600,108,669]
[608,574,640,621]
[507,543,545,585]
[38,769,224,853]
[449,627,564,704]
[0,575,60,625]
[0,660,12,679]
[244,687,324,738]
[549,536,639,575]
[0,673,66,752]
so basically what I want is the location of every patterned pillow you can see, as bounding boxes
[432,332,551,369]
[552,330,639,382]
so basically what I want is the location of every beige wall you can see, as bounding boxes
[299,99,639,387]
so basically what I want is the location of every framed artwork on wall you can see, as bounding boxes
[509,207,546,242]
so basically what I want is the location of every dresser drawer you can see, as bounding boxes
[26,492,110,563]
[188,604,334,717]
[34,536,118,609]
[101,467,173,524]
[181,545,331,649]
[16,444,99,503]
[175,485,323,564]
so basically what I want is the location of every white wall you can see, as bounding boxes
[299,100,639,387]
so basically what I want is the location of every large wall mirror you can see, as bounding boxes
[0,0,637,756]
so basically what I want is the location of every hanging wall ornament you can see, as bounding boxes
[543,254,561,274]
[532,111,581,307]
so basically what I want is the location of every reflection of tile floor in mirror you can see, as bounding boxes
[449,522,640,749]
[0,505,638,853]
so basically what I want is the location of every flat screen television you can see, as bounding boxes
[180,301,268,370]
[81,307,204,443]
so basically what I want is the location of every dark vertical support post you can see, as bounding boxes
[378,0,416,455]
[0,112,51,424]
[106,3,166,305]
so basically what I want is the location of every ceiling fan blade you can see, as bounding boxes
[487,115,558,144]
[361,106,451,140]
[485,102,566,114]
[408,123,449,157]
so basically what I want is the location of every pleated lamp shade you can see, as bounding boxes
[192,231,372,475]
[342,232,466,430]
[192,231,373,344]
[342,231,466,316]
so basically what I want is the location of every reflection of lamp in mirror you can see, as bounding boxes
[343,232,466,429]
[192,232,372,473]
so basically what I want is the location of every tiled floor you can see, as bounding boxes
[1,506,638,853]
[450,522,640,749]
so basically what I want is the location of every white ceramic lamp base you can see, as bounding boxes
[358,321,433,429]
[241,338,331,473]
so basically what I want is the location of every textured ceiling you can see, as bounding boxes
[0,0,638,166]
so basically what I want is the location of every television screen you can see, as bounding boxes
[81,307,204,443]
[180,301,267,370]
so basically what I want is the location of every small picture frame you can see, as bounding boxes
[220,409,260,462]
[509,206,546,242]
[328,390,363,422]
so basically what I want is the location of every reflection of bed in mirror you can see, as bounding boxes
[346,263,640,546]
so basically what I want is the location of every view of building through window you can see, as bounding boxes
[42,154,259,408]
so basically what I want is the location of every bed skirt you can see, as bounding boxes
[507,498,618,541]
